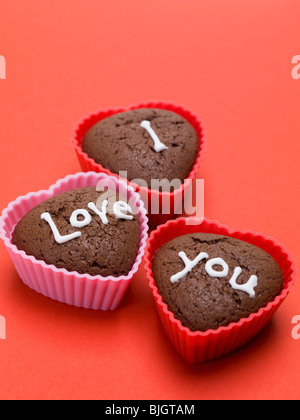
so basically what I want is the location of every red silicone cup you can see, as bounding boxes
[0,172,149,311]
[144,217,297,364]
[72,101,206,228]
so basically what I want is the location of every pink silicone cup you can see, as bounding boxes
[144,217,297,364]
[0,172,149,310]
[72,101,206,228]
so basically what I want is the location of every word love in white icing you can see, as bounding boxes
[41,200,134,245]
[140,120,168,153]
[170,251,258,298]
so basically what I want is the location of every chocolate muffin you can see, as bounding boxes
[152,233,284,332]
[12,187,141,277]
[81,108,199,191]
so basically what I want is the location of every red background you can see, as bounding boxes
[0,0,299,400]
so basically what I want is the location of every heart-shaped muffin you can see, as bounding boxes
[12,187,141,278]
[72,102,206,228]
[145,217,296,363]
[152,232,284,332]
[82,108,199,192]
[0,172,148,310]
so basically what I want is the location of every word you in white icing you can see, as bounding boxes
[41,200,134,244]
[170,251,258,298]
[140,120,168,153]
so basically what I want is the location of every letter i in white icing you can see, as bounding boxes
[170,251,209,284]
[140,120,168,153]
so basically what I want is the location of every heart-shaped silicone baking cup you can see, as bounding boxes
[144,217,296,364]
[0,172,149,310]
[72,101,206,228]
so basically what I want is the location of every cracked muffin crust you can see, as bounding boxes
[152,233,284,332]
[12,187,141,277]
[81,108,199,191]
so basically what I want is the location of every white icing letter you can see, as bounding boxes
[170,251,209,284]
[88,201,109,225]
[205,258,229,278]
[70,209,92,228]
[140,120,168,153]
[113,201,134,220]
[229,267,258,298]
[41,212,81,244]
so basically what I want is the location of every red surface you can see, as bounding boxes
[0,0,299,400]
